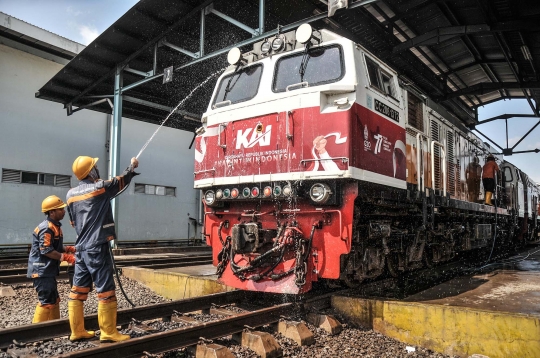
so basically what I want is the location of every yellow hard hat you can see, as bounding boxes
[72,156,99,180]
[42,195,67,213]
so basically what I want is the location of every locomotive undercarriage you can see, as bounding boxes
[213,181,515,292]
[337,183,513,288]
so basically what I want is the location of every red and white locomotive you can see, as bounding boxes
[194,24,540,294]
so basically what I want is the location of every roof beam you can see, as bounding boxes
[393,25,491,53]
[445,59,510,75]
[394,21,540,53]
[66,0,215,107]
[477,113,539,125]
[440,82,540,101]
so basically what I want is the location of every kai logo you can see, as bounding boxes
[236,125,272,149]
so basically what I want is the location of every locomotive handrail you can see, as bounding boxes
[194,167,216,176]
[218,123,227,149]
[286,81,309,92]
[416,133,428,193]
[431,140,447,194]
[300,157,349,170]
[213,100,231,109]
[286,111,294,140]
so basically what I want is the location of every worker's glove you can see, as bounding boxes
[109,239,116,249]
[60,253,76,265]
[64,246,76,254]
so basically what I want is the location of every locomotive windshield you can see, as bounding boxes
[272,45,344,92]
[212,64,263,107]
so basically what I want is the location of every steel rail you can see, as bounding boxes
[0,255,212,277]
[0,290,245,350]
[0,260,213,285]
[63,303,294,358]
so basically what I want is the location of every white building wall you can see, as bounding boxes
[0,41,200,245]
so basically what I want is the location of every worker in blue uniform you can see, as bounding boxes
[27,195,77,323]
[66,156,139,342]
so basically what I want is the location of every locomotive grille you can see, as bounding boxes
[431,120,441,190]
[407,93,424,132]
[447,130,455,195]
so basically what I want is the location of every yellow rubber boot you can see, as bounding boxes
[68,300,95,341]
[51,303,60,320]
[485,191,492,205]
[98,301,130,342]
[32,304,51,323]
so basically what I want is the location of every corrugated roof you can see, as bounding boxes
[35,0,540,131]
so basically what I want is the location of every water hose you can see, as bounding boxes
[109,244,136,307]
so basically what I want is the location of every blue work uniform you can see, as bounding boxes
[27,218,65,306]
[66,166,136,302]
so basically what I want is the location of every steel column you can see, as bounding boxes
[200,8,205,56]
[110,66,123,230]
[259,0,265,34]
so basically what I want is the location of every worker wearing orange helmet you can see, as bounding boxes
[27,195,77,323]
[66,156,139,342]
[482,153,500,206]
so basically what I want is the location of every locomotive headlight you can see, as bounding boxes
[263,186,272,197]
[227,47,242,65]
[260,40,271,55]
[204,190,216,206]
[242,187,251,198]
[223,188,231,198]
[273,186,282,196]
[231,188,239,199]
[283,185,292,196]
[271,36,285,52]
[296,23,313,44]
[215,189,223,199]
[310,183,332,204]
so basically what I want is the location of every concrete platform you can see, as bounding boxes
[122,264,234,300]
[332,246,540,358]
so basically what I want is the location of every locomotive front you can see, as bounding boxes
[194,25,360,293]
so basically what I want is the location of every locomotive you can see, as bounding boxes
[194,24,540,294]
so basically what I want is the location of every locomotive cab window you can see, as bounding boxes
[365,56,397,100]
[503,167,513,182]
[272,45,344,92]
[212,64,263,108]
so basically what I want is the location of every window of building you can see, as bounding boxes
[365,56,397,99]
[1,169,72,188]
[135,183,176,196]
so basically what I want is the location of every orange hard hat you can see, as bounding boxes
[72,156,99,180]
[42,195,67,213]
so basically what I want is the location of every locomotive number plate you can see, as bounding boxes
[375,99,399,122]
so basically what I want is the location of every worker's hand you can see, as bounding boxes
[60,253,76,265]
[109,239,116,249]
[64,246,76,254]
[131,157,139,169]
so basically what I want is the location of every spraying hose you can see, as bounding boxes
[109,244,136,307]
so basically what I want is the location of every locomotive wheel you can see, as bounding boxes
[342,274,362,288]
[386,254,400,278]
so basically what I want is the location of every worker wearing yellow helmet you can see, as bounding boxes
[66,155,139,342]
[27,195,77,323]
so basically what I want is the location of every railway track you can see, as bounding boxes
[2,290,334,358]
[0,254,213,285]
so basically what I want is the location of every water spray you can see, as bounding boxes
[110,68,224,306]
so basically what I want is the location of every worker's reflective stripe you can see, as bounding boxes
[103,223,115,229]
[67,188,106,205]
